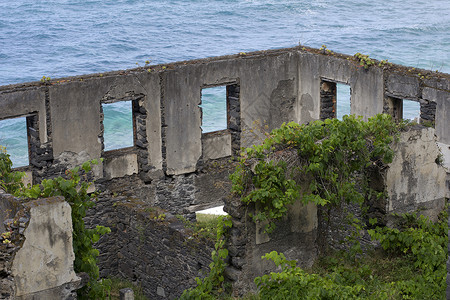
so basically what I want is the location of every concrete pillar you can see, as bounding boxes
[120,288,134,300]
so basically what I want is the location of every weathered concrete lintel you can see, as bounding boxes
[386,73,421,99]
[104,151,138,180]
[202,131,232,160]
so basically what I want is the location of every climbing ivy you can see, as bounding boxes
[231,114,400,233]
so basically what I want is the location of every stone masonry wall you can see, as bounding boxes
[85,195,214,300]
[319,80,336,120]
[0,193,26,299]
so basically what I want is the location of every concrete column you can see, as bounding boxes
[120,288,134,300]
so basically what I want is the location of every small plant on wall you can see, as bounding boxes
[179,216,232,299]
[353,52,375,69]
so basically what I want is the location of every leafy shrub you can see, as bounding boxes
[0,146,24,194]
[177,213,220,242]
[368,210,447,299]
[255,251,367,299]
[0,148,112,298]
[231,114,399,233]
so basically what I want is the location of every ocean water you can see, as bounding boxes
[1,0,449,166]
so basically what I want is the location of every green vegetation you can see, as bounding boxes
[255,208,447,299]
[0,150,111,299]
[231,114,398,234]
[354,53,375,69]
[0,146,25,194]
[180,216,232,299]
[177,213,222,242]
[367,210,447,299]
[179,208,447,299]
[40,75,51,82]
[180,114,446,299]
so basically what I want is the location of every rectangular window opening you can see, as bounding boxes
[102,101,134,152]
[0,117,29,168]
[402,99,420,121]
[200,86,227,133]
[336,83,351,120]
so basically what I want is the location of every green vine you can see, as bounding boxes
[20,160,111,299]
[0,150,111,299]
[180,216,232,299]
[231,114,400,233]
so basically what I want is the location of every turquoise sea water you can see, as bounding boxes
[1,0,449,166]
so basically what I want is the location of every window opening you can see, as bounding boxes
[0,117,29,167]
[102,101,134,151]
[402,99,420,121]
[200,86,227,133]
[336,83,351,120]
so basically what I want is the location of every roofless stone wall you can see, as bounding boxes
[0,47,449,298]
[0,46,448,211]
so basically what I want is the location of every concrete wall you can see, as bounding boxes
[1,47,449,205]
[386,127,447,221]
[1,46,448,215]
[0,195,80,299]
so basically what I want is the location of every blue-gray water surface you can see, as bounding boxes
[1,0,449,166]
